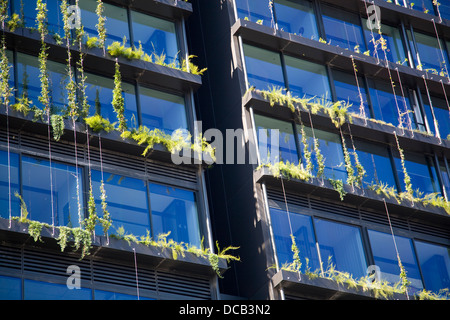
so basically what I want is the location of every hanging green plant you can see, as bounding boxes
[112,60,126,132]
[290,234,302,272]
[98,180,112,237]
[314,137,325,179]
[394,132,414,198]
[96,0,106,55]
[0,0,8,28]
[340,129,357,187]
[84,181,98,235]
[299,123,313,175]
[0,36,12,109]
[50,114,65,141]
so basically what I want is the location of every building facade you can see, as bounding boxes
[0,0,224,300]
[188,0,450,299]
[0,0,450,301]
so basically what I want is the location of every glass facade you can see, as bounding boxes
[274,0,318,39]
[22,155,83,227]
[368,230,424,291]
[149,183,201,248]
[243,44,285,91]
[322,4,366,52]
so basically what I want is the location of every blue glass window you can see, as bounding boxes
[368,78,416,129]
[350,140,397,189]
[415,241,450,293]
[362,21,407,64]
[79,0,130,47]
[406,0,435,14]
[394,152,440,195]
[84,72,138,128]
[368,230,424,291]
[13,0,64,36]
[332,69,370,117]
[16,52,70,115]
[284,56,331,101]
[0,150,20,220]
[254,114,298,165]
[91,170,149,237]
[322,5,366,52]
[149,183,201,248]
[24,279,92,300]
[94,289,153,300]
[131,11,179,65]
[235,0,273,27]
[409,30,450,75]
[421,93,450,139]
[270,207,320,273]
[0,275,21,300]
[274,0,318,39]
[139,87,187,135]
[315,218,367,279]
[21,156,83,227]
[243,44,285,91]
[440,2,450,21]
[298,126,347,181]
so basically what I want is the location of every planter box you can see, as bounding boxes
[0,217,228,277]
[272,269,407,300]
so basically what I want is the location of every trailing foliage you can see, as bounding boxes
[95,0,106,54]
[328,178,347,201]
[112,60,126,132]
[50,114,65,141]
[0,35,12,109]
[258,161,312,181]
[84,114,115,133]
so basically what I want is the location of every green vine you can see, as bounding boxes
[98,180,112,238]
[328,178,347,201]
[394,132,414,198]
[28,220,43,242]
[0,35,12,110]
[95,0,106,55]
[300,123,313,176]
[50,114,65,141]
[112,60,126,132]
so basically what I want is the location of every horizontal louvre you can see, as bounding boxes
[0,245,213,299]
[157,270,211,299]
[147,161,198,184]
[0,246,21,271]
[23,249,91,280]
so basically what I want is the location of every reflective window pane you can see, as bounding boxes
[243,44,285,91]
[274,0,318,39]
[94,289,153,300]
[421,93,450,139]
[368,78,416,129]
[139,87,187,135]
[332,69,370,117]
[24,279,92,300]
[0,150,20,220]
[16,52,70,115]
[131,11,179,65]
[235,0,273,26]
[91,170,150,237]
[415,241,450,293]
[298,126,347,181]
[322,5,366,52]
[84,72,138,128]
[362,21,407,64]
[394,152,440,195]
[149,184,201,248]
[254,114,298,165]
[410,30,450,74]
[22,156,83,227]
[350,139,397,189]
[79,0,130,47]
[284,56,331,101]
[13,0,64,36]
[368,230,424,291]
[0,275,21,300]
[270,207,320,273]
[315,218,367,279]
